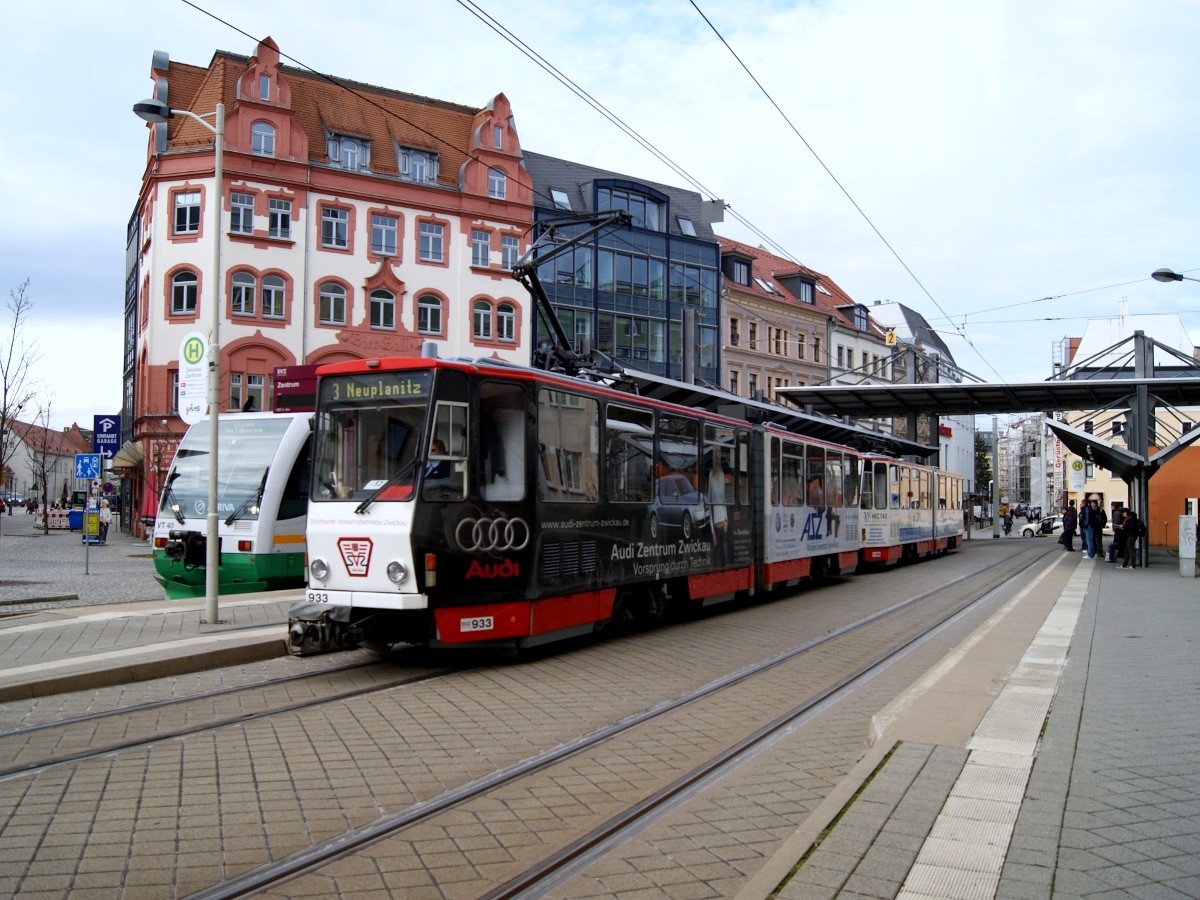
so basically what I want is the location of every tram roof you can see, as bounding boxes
[775,377,1200,418]
[608,368,938,458]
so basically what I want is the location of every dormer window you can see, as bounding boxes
[597,186,662,231]
[259,75,270,101]
[327,134,369,171]
[853,305,869,330]
[398,147,439,183]
[251,121,275,157]
[723,256,750,286]
[794,280,815,304]
[488,167,507,199]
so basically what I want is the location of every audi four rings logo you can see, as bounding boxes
[455,516,531,553]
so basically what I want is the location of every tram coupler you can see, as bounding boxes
[164,529,206,568]
[286,602,360,656]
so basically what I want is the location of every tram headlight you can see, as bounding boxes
[309,557,330,583]
[386,560,408,585]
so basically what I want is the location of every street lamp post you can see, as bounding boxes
[134,97,225,625]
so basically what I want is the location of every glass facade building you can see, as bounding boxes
[524,154,721,384]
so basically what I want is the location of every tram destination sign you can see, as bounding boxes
[323,372,431,403]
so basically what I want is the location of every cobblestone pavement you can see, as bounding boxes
[0,515,162,609]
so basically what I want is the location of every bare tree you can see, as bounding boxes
[0,280,40,497]
[28,402,56,535]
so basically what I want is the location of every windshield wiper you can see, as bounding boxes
[354,458,419,515]
[160,471,185,524]
[225,468,269,526]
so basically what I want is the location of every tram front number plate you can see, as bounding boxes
[460,616,494,633]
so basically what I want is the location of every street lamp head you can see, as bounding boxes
[133,98,172,125]
[1151,268,1184,283]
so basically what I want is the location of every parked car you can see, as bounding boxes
[648,473,709,541]
[1022,514,1063,538]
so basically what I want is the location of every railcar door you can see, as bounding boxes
[414,374,533,611]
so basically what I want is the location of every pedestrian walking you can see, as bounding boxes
[1088,499,1107,560]
[1060,500,1078,551]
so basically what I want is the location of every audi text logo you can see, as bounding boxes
[455,516,531,553]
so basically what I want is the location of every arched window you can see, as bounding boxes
[497,303,515,342]
[251,121,275,157]
[231,271,256,315]
[487,167,506,200]
[318,283,346,325]
[417,295,442,334]
[473,300,493,340]
[171,271,198,314]
[262,275,285,318]
[370,289,395,329]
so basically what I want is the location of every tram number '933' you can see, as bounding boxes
[305,590,331,603]
[460,616,494,632]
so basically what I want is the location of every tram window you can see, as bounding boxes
[605,404,653,503]
[826,452,842,507]
[482,382,527,502]
[861,465,874,509]
[769,438,781,506]
[735,430,750,506]
[806,445,825,507]
[704,424,735,519]
[844,455,860,507]
[779,439,803,506]
[657,413,699,491]
[874,462,888,509]
[424,401,467,500]
[537,388,598,502]
[278,436,312,520]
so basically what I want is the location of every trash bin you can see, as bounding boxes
[68,509,83,531]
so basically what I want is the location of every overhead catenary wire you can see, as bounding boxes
[179,0,1193,381]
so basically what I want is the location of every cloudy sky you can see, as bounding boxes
[2,0,1197,432]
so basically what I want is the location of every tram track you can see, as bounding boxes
[0,659,463,779]
[188,543,1059,899]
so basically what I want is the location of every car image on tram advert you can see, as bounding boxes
[648,473,709,541]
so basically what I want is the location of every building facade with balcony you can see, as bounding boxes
[124,37,533,532]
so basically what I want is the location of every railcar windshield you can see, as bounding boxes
[310,370,434,503]
[165,416,293,520]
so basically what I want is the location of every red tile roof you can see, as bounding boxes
[717,236,887,338]
[162,43,486,186]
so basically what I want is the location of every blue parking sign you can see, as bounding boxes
[93,415,121,461]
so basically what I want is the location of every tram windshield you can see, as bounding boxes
[165,416,293,520]
[311,371,434,503]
